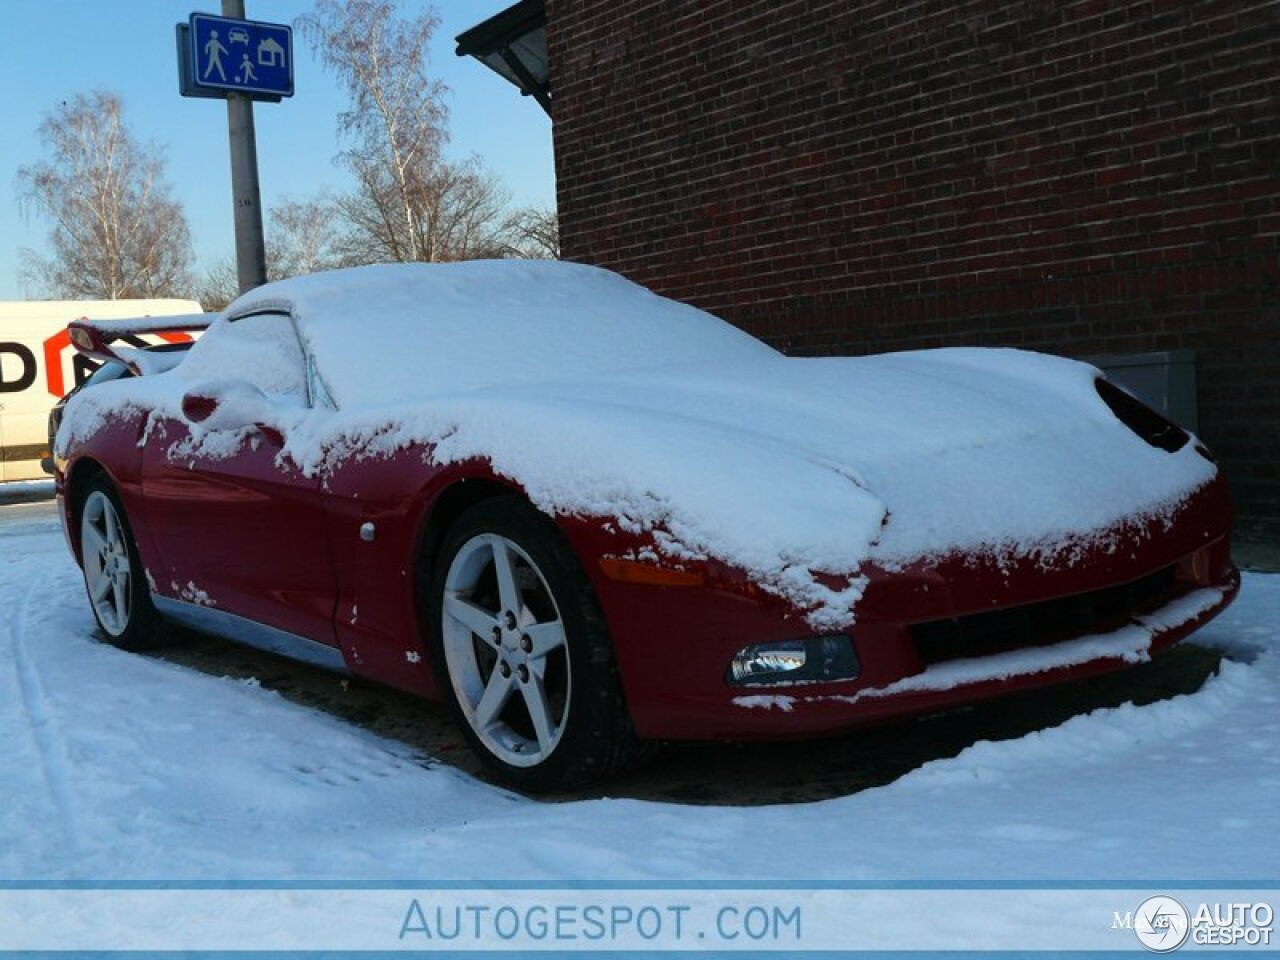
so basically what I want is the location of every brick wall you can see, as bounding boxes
[547,0,1280,528]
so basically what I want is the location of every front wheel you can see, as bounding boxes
[79,476,163,651]
[427,497,646,792]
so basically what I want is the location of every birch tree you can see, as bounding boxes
[17,91,193,299]
[299,0,511,262]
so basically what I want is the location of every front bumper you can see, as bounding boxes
[719,568,1238,735]
[569,476,1239,741]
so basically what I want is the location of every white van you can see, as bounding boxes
[0,299,202,481]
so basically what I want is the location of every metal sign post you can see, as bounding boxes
[178,3,294,295]
[225,68,267,294]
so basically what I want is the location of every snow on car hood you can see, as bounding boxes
[58,262,1217,628]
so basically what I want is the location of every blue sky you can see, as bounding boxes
[0,1,555,299]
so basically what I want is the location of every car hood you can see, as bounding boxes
[283,347,1216,625]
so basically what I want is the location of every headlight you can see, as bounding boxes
[727,635,860,686]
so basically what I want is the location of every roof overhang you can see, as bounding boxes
[455,0,550,116]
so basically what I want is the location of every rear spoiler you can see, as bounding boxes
[67,314,215,374]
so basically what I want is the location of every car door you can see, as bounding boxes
[140,311,338,652]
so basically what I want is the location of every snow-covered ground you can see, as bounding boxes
[1,493,1276,887]
[0,479,54,503]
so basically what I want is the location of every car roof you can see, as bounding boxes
[219,261,776,407]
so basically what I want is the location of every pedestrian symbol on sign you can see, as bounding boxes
[203,30,228,82]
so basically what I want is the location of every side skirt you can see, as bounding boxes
[151,595,349,674]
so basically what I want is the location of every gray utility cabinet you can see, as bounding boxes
[1082,350,1198,433]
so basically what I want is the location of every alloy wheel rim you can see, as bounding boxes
[81,491,132,637]
[441,533,571,768]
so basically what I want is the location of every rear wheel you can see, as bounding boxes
[428,497,646,792]
[79,476,163,650]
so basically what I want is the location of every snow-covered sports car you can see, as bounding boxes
[55,262,1237,790]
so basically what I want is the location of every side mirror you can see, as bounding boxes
[179,380,284,445]
[181,392,220,423]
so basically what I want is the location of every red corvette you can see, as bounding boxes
[55,262,1237,791]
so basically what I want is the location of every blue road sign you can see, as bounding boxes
[190,13,293,99]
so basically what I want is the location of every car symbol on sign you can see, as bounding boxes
[228,27,250,44]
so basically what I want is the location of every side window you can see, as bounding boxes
[307,353,337,409]
[179,312,307,403]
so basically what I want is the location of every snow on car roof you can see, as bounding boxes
[225,260,778,406]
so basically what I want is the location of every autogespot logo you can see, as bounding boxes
[1134,896,1191,953]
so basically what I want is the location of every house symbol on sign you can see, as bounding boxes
[257,36,286,68]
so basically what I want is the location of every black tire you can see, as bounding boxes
[426,496,648,792]
[78,474,164,651]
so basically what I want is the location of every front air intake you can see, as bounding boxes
[911,565,1182,665]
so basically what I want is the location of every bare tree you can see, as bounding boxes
[269,194,350,277]
[196,195,351,310]
[16,91,193,299]
[194,257,240,312]
[196,245,317,313]
[425,160,514,260]
[499,206,560,260]
[333,155,512,263]
[299,0,512,263]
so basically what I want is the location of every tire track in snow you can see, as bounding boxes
[7,576,83,856]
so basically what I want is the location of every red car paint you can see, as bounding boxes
[58,395,1238,741]
[139,418,337,645]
